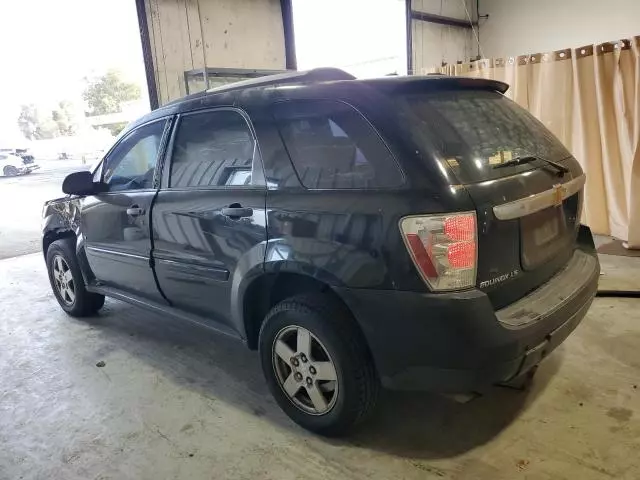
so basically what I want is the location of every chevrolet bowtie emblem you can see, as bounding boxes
[553,184,564,206]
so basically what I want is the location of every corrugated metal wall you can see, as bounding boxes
[410,0,477,74]
[143,0,288,105]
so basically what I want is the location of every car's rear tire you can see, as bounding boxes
[46,239,105,317]
[3,165,19,177]
[259,293,379,436]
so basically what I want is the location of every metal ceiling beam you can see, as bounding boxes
[280,0,298,70]
[410,10,477,29]
[406,0,413,75]
[135,0,159,110]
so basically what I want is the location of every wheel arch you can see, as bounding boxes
[43,219,95,286]
[42,226,76,259]
[241,269,361,351]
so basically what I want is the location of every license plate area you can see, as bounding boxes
[534,215,560,245]
[521,207,570,270]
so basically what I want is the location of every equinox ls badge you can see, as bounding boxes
[480,270,520,289]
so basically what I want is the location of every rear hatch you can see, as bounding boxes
[395,88,584,308]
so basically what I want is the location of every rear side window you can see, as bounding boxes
[395,90,572,183]
[272,100,403,189]
[170,110,259,188]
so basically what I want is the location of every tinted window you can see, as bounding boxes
[273,100,403,189]
[103,120,167,191]
[170,110,259,188]
[396,90,572,183]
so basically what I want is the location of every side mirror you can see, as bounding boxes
[62,171,102,196]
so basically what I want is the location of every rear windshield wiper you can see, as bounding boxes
[493,155,570,175]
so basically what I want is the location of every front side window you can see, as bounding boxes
[103,120,167,191]
[272,100,403,189]
[170,110,260,188]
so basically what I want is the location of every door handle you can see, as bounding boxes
[221,206,253,219]
[126,205,145,216]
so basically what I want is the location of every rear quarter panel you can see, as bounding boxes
[265,189,403,289]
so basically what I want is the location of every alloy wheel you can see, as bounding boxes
[52,255,75,306]
[272,325,339,415]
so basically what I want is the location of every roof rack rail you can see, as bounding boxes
[205,67,355,94]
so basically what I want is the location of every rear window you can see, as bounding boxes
[396,90,571,183]
[273,100,403,189]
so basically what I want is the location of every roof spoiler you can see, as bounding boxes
[206,68,356,95]
[439,77,509,94]
[365,76,510,94]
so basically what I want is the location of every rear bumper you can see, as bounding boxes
[336,238,599,392]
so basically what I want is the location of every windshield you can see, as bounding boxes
[396,90,572,183]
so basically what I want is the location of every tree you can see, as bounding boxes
[106,122,128,137]
[17,104,39,140]
[17,104,59,140]
[83,70,141,116]
[35,116,60,139]
[51,101,77,136]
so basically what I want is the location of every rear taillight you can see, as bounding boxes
[400,212,477,291]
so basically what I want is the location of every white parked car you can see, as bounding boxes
[0,153,39,177]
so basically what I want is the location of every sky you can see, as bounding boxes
[0,0,406,144]
[0,0,147,144]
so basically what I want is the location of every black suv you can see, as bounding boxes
[42,69,599,435]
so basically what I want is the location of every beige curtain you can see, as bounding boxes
[427,37,640,248]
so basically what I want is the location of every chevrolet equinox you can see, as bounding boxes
[42,69,599,435]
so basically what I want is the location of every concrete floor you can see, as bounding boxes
[598,252,640,292]
[0,160,87,259]
[1,254,639,480]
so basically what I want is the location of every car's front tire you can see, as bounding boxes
[46,239,105,317]
[3,165,19,177]
[259,293,379,436]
